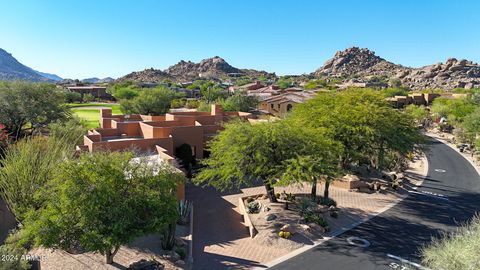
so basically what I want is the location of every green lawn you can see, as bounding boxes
[69,103,122,129]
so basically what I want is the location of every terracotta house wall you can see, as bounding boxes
[115,122,142,137]
[91,137,174,155]
[170,126,205,158]
[141,115,166,121]
[95,128,120,137]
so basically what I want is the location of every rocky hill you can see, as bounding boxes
[118,56,274,82]
[0,48,57,82]
[81,77,115,84]
[313,47,480,90]
[118,68,173,82]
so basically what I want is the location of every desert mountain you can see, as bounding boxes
[81,77,115,84]
[0,48,60,82]
[118,56,274,82]
[313,47,480,90]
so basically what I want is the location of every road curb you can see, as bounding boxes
[258,154,429,269]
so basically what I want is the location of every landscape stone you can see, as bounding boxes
[127,259,165,270]
[266,214,277,221]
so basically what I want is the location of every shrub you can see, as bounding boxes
[186,99,199,109]
[161,223,176,250]
[281,191,296,202]
[318,196,337,207]
[304,213,329,228]
[175,247,186,260]
[422,215,480,270]
[298,197,316,216]
[330,211,339,218]
[82,93,95,102]
[63,91,82,103]
[246,201,260,214]
[278,231,291,239]
[391,180,401,190]
[171,99,185,108]
[0,244,30,270]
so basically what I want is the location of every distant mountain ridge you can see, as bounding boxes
[2,46,479,90]
[118,56,275,82]
[34,70,62,81]
[0,48,58,82]
[313,47,480,90]
[81,77,115,84]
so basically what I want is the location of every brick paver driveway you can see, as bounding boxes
[186,185,265,270]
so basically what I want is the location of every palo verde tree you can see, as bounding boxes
[0,81,69,139]
[22,151,181,264]
[290,89,423,171]
[220,91,259,112]
[277,127,342,203]
[194,121,315,202]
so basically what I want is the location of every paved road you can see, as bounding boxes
[270,139,480,270]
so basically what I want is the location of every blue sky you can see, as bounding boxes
[1,0,479,79]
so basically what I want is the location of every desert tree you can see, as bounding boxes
[22,151,181,264]
[194,121,316,202]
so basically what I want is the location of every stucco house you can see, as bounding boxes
[77,104,253,200]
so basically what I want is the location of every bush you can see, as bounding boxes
[246,201,260,214]
[298,197,316,216]
[112,87,139,100]
[63,91,82,103]
[278,231,292,239]
[422,215,480,270]
[185,99,199,109]
[120,86,179,115]
[304,213,329,228]
[318,196,337,207]
[171,98,185,108]
[281,191,296,202]
[196,101,211,112]
[0,244,30,270]
[175,247,187,260]
[82,93,95,103]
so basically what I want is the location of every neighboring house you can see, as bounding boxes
[228,81,265,93]
[259,91,316,117]
[247,85,281,100]
[67,85,112,99]
[77,104,253,200]
[170,87,201,98]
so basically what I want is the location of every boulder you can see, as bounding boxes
[465,82,474,89]
[127,259,165,270]
[265,214,277,221]
[307,223,325,233]
[280,224,297,234]
[342,174,360,181]
[168,251,181,262]
[175,260,186,266]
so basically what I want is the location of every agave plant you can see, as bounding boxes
[177,200,192,225]
[161,222,176,250]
